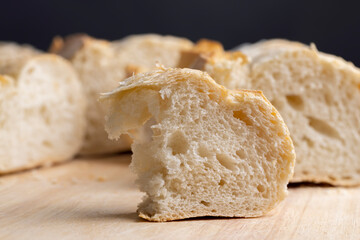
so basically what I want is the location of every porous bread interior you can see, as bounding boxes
[69,34,194,155]
[241,43,360,186]
[103,68,295,221]
[194,39,360,186]
[0,54,86,173]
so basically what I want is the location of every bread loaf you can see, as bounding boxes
[0,43,86,174]
[50,34,194,155]
[186,39,360,186]
[102,67,295,221]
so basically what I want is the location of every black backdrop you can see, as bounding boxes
[1,0,360,66]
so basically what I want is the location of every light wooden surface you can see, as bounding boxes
[0,154,359,240]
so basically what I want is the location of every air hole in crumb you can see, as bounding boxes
[233,109,252,126]
[307,116,341,140]
[216,153,238,172]
[257,184,265,193]
[302,136,314,147]
[357,170,360,174]
[208,93,218,101]
[179,109,186,116]
[302,170,309,175]
[168,130,189,155]
[262,191,270,198]
[200,201,210,207]
[219,179,226,186]
[324,93,332,105]
[198,144,211,158]
[211,209,217,213]
[286,95,304,111]
[236,149,246,159]
[232,190,240,197]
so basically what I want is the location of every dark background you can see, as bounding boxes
[1,0,360,66]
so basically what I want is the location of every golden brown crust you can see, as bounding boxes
[48,36,64,54]
[49,34,97,60]
[178,39,248,70]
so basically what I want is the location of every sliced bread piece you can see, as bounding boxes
[101,67,295,221]
[187,39,360,186]
[0,43,86,174]
[50,34,194,155]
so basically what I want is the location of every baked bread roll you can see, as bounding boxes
[102,67,295,221]
[187,39,360,186]
[0,43,86,174]
[50,34,194,155]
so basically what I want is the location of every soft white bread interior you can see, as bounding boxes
[187,39,360,186]
[102,67,295,221]
[50,34,194,155]
[0,43,86,174]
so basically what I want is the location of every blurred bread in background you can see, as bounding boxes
[50,34,194,155]
[185,39,360,186]
[0,42,86,174]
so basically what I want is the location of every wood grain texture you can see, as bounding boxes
[0,154,359,240]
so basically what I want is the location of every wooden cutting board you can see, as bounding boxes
[0,154,359,240]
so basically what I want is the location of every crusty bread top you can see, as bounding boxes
[101,66,278,141]
[239,39,360,80]
[101,65,263,103]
